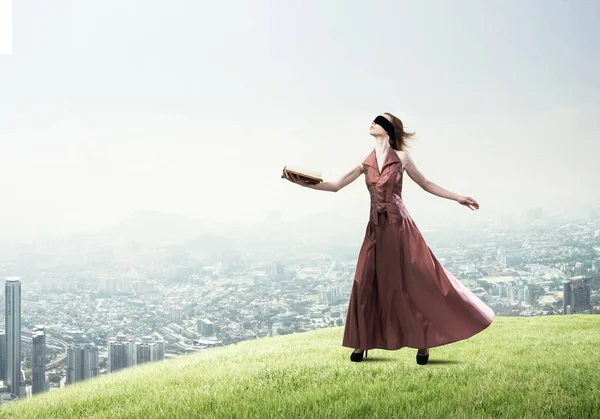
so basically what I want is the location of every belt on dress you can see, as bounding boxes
[374,202,392,212]
[370,201,404,225]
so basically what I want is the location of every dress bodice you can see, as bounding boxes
[362,148,411,225]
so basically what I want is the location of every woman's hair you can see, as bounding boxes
[384,112,415,152]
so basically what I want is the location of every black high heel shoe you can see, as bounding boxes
[350,349,368,362]
[416,350,429,365]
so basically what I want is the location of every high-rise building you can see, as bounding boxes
[135,336,165,365]
[66,344,99,385]
[5,277,22,396]
[319,286,344,304]
[0,332,6,381]
[135,342,152,365]
[169,306,183,324]
[99,277,119,295]
[197,318,214,337]
[563,277,592,314]
[522,285,530,304]
[107,334,136,372]
[32,325,47,394]
[502,253,523,268]
[270,262,286,281]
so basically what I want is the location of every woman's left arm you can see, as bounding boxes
[402,153,459,201]
[402,152,480,210]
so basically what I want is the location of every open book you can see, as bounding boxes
[281,165,323,184]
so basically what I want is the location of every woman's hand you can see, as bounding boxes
[457,195,480,211]
[282,170,309,187]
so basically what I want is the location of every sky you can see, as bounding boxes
[0,0,599,238]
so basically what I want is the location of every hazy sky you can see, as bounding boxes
[1,0,599,237]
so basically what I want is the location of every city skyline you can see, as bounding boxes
[1,213,599,399]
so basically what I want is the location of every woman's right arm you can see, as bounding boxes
[305,162,364,193]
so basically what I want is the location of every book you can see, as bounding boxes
[281,165,323,184]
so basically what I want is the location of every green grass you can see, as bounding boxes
[2,315,600,418]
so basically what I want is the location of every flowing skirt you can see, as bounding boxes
[342,211,495,350]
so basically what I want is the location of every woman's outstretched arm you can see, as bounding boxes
[403,153,460,201]
[305,161,364,192]
[284,161,364,192]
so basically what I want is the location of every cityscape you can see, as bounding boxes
[0,206,599,403]
[1,0,598,416]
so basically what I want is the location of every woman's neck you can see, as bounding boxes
[373,136,390,152]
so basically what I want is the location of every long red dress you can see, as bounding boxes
[342,148,495,351]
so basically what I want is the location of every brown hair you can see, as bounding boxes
[384,112,415,152]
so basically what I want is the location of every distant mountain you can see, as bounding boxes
[287,212,366,244]
[0,210,367,261]
[228,211,366,250]
[180,233,240,261]
[99,210,197,243]
[97,210,243,245]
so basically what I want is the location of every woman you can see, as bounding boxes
[283,113,495,364]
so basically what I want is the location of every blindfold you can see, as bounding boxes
[374,115,395,141]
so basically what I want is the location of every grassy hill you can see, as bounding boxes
[2,315,600,418]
